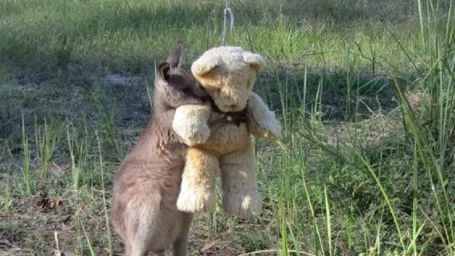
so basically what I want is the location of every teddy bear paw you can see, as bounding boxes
[176,187,215,213]
[178,125,211,146]
[184,131,210,146]
[222,190,262,219]
[255,126,281,140]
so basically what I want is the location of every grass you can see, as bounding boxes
[0,0,454,255]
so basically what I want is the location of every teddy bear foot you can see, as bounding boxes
[176,188,215,213]
[222,191,262,219]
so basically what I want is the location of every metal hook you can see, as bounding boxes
[221,0,234,46]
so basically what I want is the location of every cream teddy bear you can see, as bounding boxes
[172,46,281,218]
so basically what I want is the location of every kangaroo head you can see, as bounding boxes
[154,41,211,109]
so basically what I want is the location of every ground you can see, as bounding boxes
[1,0,455,255]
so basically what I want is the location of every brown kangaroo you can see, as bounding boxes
[111,42,240,256]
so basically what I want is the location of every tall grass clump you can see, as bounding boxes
[263,0,455,255]
[20,115,35,195]
[34,116,64,189]
[397,0,455,253]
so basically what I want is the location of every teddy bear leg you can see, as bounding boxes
[176,147,220,213]
[220,145,261,218]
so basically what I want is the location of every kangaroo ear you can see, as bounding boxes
[158,62,171,81]
[191,55,221,77]
[242,52,265,71]
[166,41,184,68]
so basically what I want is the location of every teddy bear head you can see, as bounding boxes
[191,46,265,113]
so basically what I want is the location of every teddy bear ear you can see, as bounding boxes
[191,55,221,77]
[242,52,265,71]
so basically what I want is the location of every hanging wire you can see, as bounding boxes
[221,0,234,46]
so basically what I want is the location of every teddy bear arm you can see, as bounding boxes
[246,92,282,141]
[172,105,212,146]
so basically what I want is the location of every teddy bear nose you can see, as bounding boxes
[229,104,239,109]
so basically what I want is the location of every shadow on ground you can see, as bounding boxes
[0,66,409,144]
[257,67,411,123]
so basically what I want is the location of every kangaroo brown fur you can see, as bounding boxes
[111,42,239,256]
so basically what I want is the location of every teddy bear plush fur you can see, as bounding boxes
[171,46,281,218]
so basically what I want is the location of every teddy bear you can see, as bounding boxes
[171,45,281,218]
